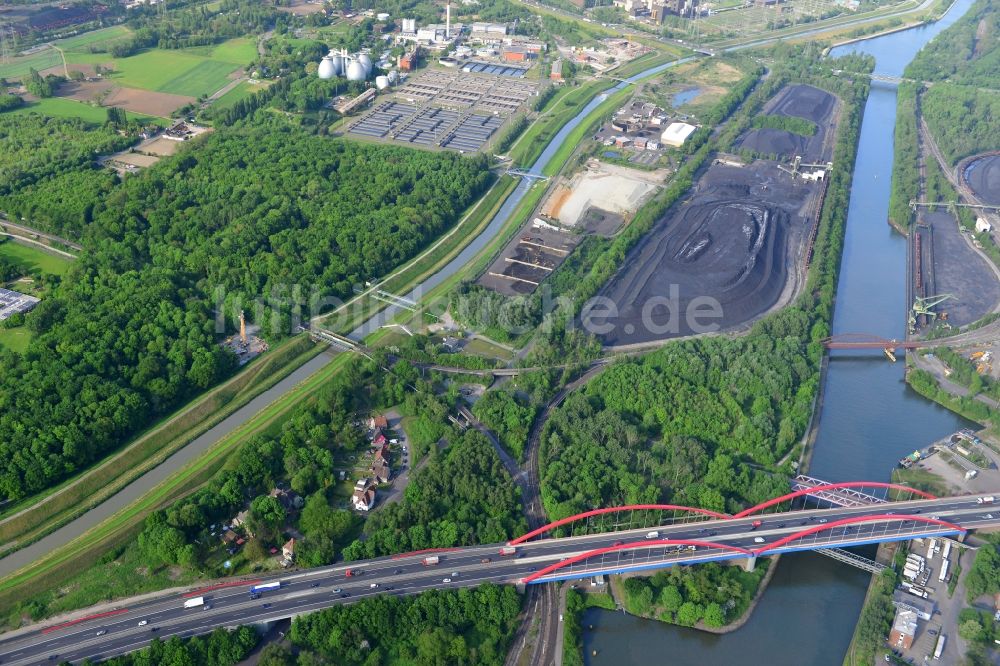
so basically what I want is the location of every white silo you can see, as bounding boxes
[358,53,373,76]
[318,56,337,79]
[375,75,390,90]
[346,59,367,81]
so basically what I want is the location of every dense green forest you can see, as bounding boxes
[342,431,527,560]
[471,389,538,461]
[539,314,813,520]
[899,0,1000,164]
[750,114,816,137]
[921,84,1000,164]
[285,585,522,666]
[0,115,131,207]
[621,561,768,628]
[887,82,919,228]
[0,112,489,502]
[905,0,999,87]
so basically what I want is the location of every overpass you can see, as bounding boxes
[3,483,998,664]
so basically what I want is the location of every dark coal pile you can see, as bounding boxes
[590,161,818,347]
[736,84,838,162]
[963,155,1000,205]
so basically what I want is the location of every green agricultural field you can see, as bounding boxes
[158,59,239,96]
[209,38,257,65]
[57,26,132,52]
[0,49,63,80]
[10,97,161,123]
[0,241,73,277]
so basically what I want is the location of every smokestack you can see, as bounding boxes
[239,310,247,345]
[446,1,451,39]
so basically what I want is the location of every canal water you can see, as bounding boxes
[581,1,979,662]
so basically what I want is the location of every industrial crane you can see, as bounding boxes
[908,294,953,332]
[777,156,833,179]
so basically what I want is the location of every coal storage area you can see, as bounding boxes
[736,84,839,163]
[589,160,821,347]
[962,154,1000,205]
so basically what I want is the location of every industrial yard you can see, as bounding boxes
[589,84,840,348]
[540,160,663,233]
[346,68,536,152]
[478,220,580,296]
[736,84,840,162]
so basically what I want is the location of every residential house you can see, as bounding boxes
[280,538,296,567]
[369,414,389,430]
[371,459,392,484]
[353,486,376,511]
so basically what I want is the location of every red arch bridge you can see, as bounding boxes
[7,478,1000,666]
[503,478,999,584]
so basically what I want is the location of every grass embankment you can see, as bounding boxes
[0,335,322,558]
[892,466,951,496]
[321,174,519,336]
[0,240,73,277]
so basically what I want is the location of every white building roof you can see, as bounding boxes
[660,122,697,146]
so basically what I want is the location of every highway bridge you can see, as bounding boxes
[3,482,998,664]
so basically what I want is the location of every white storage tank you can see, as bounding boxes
[346,60,367,81]
[318,56,337,79]
[375,75,390,90]
[357,53,373,76]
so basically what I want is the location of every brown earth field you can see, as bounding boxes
[57,80,193,117]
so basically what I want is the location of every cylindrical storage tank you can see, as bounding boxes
[375,75,390,90]
[346,60,367,81]
[331,54,345,76]
[387,70,399,84]
[318,56,337,80]
[357,53,373,75]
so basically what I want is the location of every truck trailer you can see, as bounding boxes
[183,596,205,609]
[422,556,440,565]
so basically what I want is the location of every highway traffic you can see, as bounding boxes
[3,493,998,665]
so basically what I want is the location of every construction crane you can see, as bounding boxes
[777,156,833,179]
[908,293,953,331]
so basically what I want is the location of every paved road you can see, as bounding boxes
[5,494,1000,664]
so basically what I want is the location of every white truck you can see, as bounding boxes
[422,555,440,566]
[646,531,660,539]
[183,596,205,609]
[933,634,946,660]
[939,558,950,582]
[977,496,996,504]
[499,546,517,556]
[942,541,952,560]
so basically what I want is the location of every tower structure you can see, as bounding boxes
[239,310,247,345]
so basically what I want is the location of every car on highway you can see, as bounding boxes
[340,593,351,598]
[818,518,828,524]
[137,620,148,627]
[262,603,272,609]
[150,627,159,632]
[96,630,107,636]
[310,582,320,588]
[754,537,765,544]
[394,569,402,575]
[333,588,342,593]
[930,515,940,520]
[370,583,379,589]
[613,540,624,546]
[442,578,452,583]
[385,585,394,591]
[481,557,491,563]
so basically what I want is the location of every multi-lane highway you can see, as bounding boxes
[3,493,999,664]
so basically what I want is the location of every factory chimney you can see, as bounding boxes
[239,310,247,345]
[446,0,451,39]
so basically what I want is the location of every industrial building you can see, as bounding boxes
[660,121,698,147]
[888,608,918,650]
[0,287,39,321]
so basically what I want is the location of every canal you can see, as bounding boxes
[581,1,979,662]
